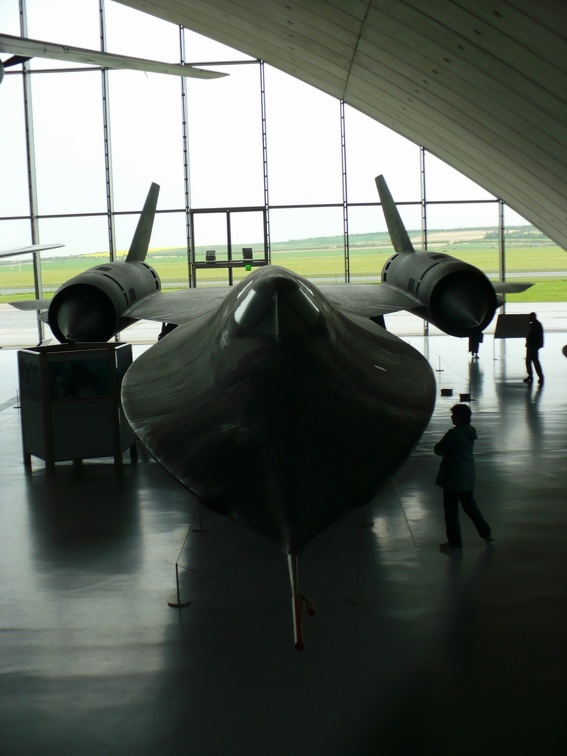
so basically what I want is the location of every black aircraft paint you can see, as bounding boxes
[376,175,504,336]
[10,176,532,648]
[121,262,436,651]
[47,184,161,342]
[121,265,436,555]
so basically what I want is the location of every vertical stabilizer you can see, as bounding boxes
[126,182,160,262]
[375,175,415,253]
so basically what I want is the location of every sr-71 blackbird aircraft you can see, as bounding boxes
[0,32,227,84]
[10,176,531,648]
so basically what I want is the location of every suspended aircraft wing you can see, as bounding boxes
[1,244,63,317]
[1,244,61,317]
[0,33,227,80]
[0,243,63,258]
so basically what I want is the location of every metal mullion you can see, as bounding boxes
[260,60,271,264]
[340,100,349,283]
[19,0,43,343]
[99,0,115,263]
[420,146,428,252]
[179,26,194,287]
[420,146,429,335]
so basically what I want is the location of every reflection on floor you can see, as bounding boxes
[1,305,566,755]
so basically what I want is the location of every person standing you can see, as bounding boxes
[468,327,483,359]
[434,404,493,553]
[524,312,544,384]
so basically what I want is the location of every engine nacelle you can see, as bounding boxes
[48,260,160,342]
[382,251,498,337]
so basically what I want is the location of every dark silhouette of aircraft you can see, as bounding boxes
[0,33,227,84]
[9,176,531,648]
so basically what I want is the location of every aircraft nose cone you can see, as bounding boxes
[232,272,323,341]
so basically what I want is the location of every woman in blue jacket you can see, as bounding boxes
[434,404,492,552]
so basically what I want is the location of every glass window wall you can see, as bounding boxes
[104,1,179,59]
[31,71,107,216]
[38,216,110,258]
[270,207,345,282]
[423,152,496,202]
[0,78,29,218]
[26,0,100,57]
[0,219,36,252]
[503,205,564,301]
[187,62,264,209]
[264,67,343,206]
[108,69,186,212]
[425,203,500,283]
[184,29,255,63]
[1,0,561,342]
[343,105,421,203]
[346,205,390,285]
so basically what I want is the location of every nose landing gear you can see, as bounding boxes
[288,553,315,650]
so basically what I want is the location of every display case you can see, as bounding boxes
[18,342,137,471]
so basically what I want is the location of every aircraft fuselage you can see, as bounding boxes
[122,266,436,553]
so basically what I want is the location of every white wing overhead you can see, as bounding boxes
[0,243,64,258]
[0,33,227,80]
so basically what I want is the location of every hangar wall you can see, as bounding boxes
[0,0,559,310]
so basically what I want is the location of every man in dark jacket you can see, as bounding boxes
[524,312,544,384]
[434,404,492,553]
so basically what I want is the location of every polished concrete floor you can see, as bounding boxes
[1,304,566,755]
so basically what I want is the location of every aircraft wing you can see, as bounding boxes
[123,276,531,328]
[11,277,532,330]
[492,281,533,293]
[0,243,63,258]
[0,33,227,80]
[124,287,230,324]
[319,283,422,317]
[320,280,532,319]
[123,281,423,326]
[9,299,51,312]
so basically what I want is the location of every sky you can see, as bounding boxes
[0,0,532,259]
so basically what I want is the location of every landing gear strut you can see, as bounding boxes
[287,553,315,650]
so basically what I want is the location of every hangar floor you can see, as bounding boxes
[1,304,566,756]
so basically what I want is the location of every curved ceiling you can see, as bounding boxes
[118,0,567,250]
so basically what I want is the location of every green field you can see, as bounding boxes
[2,237,567,303]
